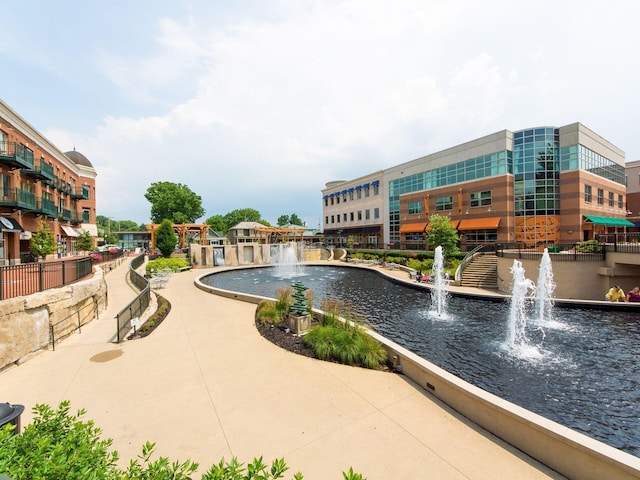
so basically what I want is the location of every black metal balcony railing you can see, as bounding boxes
[36,198,57,218]
[0,187,36,211]
[58,208,71,222]
[70,185,90,199]
[21,159,55,182]
[495,243,606,261]
[0,141,34,170]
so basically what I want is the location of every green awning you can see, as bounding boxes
[583,215,635,227]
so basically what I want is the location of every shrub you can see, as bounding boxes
[574,239,602,253]
[256,300,282,325]
[135,295,171,337]
[146,257,190,276]
[275,286,293,319]
[0,401,366,480]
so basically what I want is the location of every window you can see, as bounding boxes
[618,194,624,209]
[365,187,370,198]
[324,198,328,207]
[343,213,347,221]
[325,216,328,224]
[357,189,362,199]
[365,209,370,220]
[408,201,423,215]
[336,196,340,204]
[470,190,492,207]
[357,211,362,221]
[374,208,379,219]
[435,196,453,211]
[336,214,340,223]
[373,183,379,195]
[331,215,334,224]
[608,192,614,207]
[330,196,334,205]
[343,193,347,202]
[350,212,354,221]
[597,188,604,205]
[349,191,354,201]
[584,185,592,202]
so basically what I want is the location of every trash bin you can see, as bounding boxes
[0,402,24,435]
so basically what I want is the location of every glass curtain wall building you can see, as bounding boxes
[380,123,627,249]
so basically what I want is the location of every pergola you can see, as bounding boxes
[145,223,210,250]
[252,226,306,243]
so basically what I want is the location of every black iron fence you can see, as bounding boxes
[116,254,150,342]
[0,257,93,300]
[49,299,99,351]
[495,243,606,261]
[596,233,640,253]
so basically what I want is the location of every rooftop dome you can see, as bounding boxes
[64,149,93,168]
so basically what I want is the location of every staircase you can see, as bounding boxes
[460,253,498,289]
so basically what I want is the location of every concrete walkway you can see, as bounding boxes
[0,260,565,480]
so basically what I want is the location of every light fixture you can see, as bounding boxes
[487,207,492,212]
[465,209,469,215]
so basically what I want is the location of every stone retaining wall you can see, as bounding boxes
[0,267,108,371]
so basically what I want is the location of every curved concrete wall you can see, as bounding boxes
[195,267,640,480]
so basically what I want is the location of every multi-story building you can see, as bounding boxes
[322,171,384,248]
[0,100,97,264]
[625,160,640,230]
[323,123,631,251]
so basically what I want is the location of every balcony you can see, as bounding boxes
[70,185,90,199]
[56,179,72,195]
[21,159,56,182]
[36,198,58,219]
[58,208,72,222]
[0,187,36,211]
[0,142,35,170]
[70,210,90,224]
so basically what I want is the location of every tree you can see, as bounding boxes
[277,215,289,226]
[30,222,57,260]
[205,214,228,234]
[117,220,141,231]
[144,182,205,224]
[156,219,177,257]
[76,229,94,254]
[223,208,268,229]
[289,213,303,226]
[426,214,460,258]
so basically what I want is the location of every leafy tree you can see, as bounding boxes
[117,220,141,231]
[30,222,57,260]
[76,229,94,253]
[426,214,460,258]
[224,208,270,229]
[289,213,303,226]
[145,182,205,224]
[156,219,178,257]
[277,214,303,226]
[205,214,228,234]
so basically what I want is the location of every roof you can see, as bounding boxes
[64,150,94,168]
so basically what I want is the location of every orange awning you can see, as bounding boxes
[457,217,501,231]
[399,222,427,233]
[426,219,459,231]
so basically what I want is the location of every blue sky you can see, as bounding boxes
[2,0,639,227]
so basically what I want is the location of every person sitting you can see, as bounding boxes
[416,270,422,283]
[605,285,626,302]
[627,286,640,302]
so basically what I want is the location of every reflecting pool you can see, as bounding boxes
[203,265,640,457]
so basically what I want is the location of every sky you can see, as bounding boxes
[2,0,640,228]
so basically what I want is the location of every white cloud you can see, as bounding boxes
[28,0,640,227]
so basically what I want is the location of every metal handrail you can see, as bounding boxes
[116,254,150,342]
[454,244,487,283]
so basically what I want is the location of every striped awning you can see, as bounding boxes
[457,217,501,231]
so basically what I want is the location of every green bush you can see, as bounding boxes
[146,257,190,276]
[574,239,602,253]
[0,401,366,480]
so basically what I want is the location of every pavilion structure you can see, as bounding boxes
[145,223,210,250]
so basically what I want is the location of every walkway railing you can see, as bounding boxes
[0,257,93,300]
[596,233,640,253]
[50,299,99,351]
[454,244,489,283]
[116,254,150,342]
[495,243,606,261]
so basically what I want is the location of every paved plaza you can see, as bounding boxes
[0,260,565,479]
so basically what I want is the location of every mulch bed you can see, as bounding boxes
[255,321,317,358]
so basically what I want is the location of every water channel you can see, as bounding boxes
[202,265,640,457]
